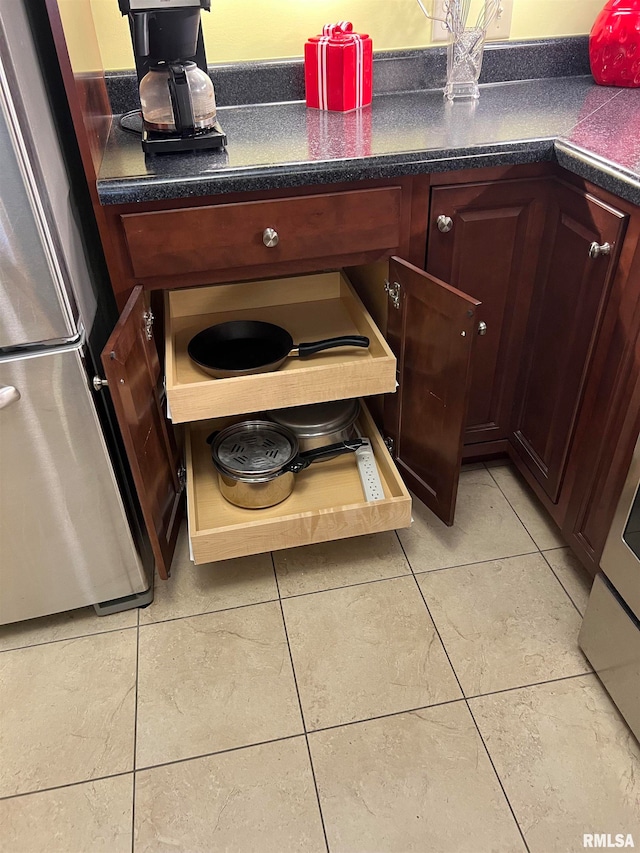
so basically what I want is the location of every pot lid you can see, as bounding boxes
[212,420,297,478]
[268,399,360,437]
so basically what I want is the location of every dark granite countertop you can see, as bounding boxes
[97,75,640,206]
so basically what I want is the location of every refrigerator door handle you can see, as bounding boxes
[0,326,85,362]
[0,385,21,410]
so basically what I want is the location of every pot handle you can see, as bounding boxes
[286,438,365,473]
[205,431,219,446]
[296,336,369,357]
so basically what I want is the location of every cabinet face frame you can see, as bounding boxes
[100,177,421,311]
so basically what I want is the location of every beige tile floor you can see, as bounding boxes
[1,462,639,853]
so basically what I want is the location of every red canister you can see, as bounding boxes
[590,0,640,87]
[304,22,373,112]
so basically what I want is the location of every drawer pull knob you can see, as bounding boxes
[437,215,454,233]
[263,228,279,248]
[589,241,611,259]
[477,321,488,336]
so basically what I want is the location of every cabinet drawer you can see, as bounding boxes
[121,187,403,280]
[165,271,396,423]
[185,403,412,563]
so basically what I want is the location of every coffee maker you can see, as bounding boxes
[119,0,226,153]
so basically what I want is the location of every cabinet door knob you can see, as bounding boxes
[437,215,454,233]
[589,241,611,259]
[263,228,279,248]
[477,321,488,336]
[0,385,20,410]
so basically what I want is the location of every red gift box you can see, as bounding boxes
[305,22,373,112]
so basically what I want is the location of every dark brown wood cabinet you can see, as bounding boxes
[44,0,640,583]
[97,172,640,574]
[510,180,628,503]
[409,170,640,574]
[559,209,640,573]
[427,177,548,447]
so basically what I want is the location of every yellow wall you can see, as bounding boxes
[89,0,604,70]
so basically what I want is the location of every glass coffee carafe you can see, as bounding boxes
[139,61,217,134]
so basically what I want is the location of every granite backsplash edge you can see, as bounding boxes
[105,35,591,114]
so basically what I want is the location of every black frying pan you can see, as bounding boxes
[188,320,369,378]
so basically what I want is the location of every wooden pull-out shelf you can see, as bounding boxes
[165,271,396,423]
[185,403,411,564]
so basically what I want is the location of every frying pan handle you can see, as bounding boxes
[296,336,369,357]
[286,438,365,473]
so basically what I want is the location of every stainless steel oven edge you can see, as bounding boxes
[579,573,640,742]
[599,433,640,619]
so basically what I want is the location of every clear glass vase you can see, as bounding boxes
[444,27,486,100]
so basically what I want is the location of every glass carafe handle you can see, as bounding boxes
[168,65,194,135]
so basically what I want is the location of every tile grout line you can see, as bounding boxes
[0,770,135,803]
[466,670,593,702]
[484,465,589,617]
[0,538,559,655]
[273,570,412,601]
[484,463,561,554]
[465,701,531,853]
[484,465,546,551]
[129,733,309,776]
[409,549,540,576]
[395,531,532,853]
[270,553,331,853]
[138,596,282,630]
[0,669,600,805]
[0,622,139,655]
[131,609,141,853]
[539,551,586,618]
[120,669,599,779]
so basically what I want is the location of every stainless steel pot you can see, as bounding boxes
[207,420,364,509]
[266,399,360,452]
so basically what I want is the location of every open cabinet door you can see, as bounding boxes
[390,257,481,526]
[101,286,183,579]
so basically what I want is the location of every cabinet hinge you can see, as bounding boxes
[143,309,154,341]
[384,436,395,455]
[384,280,401,310]
[177,465,186,491]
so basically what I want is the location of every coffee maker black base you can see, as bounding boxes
[142,121,227,154]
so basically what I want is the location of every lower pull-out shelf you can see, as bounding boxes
[185,403,412,563]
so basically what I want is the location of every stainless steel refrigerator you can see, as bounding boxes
[0,0,152,624]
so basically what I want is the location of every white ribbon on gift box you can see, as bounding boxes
[317,22,365,110]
